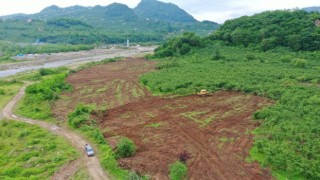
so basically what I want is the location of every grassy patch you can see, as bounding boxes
[0,120,79,179]
[96,87,108,93]
[181,111,217,127]
[0,80,23,110]
[15,73,71,121]
[145,122,163,128]
[70,166,91,180]
[115,80,125,105]
[219,137,235,143]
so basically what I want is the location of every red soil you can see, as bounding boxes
[53,58,273,179]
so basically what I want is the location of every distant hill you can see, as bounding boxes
[211,10,320,51]
[303,6,320,13]
[0,0,219,44]
[134,0,196,23]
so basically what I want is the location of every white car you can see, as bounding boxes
[85,144,94,157]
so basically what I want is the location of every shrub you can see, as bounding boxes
[153,32,203,58]
[0,89,5,95]
[128,171,145,180]
[279,55,292,63]
[179,150,191,164]
[25,73,71,101]
[211,45,224,60]
[68,104,96,128]
[292,58,307,68]
[116,137,136,158]
[246,53,256,60]
[156,59,179,70]
[169,161,188,180]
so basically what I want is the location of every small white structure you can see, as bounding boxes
[126,39,130,47]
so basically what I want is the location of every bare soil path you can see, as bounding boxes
[1,85,110,180]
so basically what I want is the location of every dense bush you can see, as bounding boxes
[291,58,308,68]
[0,89,5,95]
[39,67,68,76]
[169,161,188,180]
[211,10,320,51]
[68,104,96,128]
[116,138,136,158]
[153,32,203,58]
[25,73,71,101]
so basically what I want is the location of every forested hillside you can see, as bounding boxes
[144,9,320,179]
[134,0,196,23]
[211,10,320,51]
[0,0,219,44]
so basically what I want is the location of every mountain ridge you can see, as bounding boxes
[2,0,205,24]
[302,6,320,13]
[0,0,219,44]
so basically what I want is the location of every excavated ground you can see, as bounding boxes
[53,58,272,179]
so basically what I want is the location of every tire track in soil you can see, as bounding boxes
[1,85,110,180]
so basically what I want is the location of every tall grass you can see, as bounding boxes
[0,120,79,179]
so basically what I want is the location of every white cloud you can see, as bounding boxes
[0,0,319,23]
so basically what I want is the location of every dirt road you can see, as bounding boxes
[1,85,110,180]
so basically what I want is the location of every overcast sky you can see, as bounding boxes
[0,0,319,23]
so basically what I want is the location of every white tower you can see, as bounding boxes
[126,39,130,47]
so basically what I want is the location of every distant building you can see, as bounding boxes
[315,20,320,27]
[16,54,25,57]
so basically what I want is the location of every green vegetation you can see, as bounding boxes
[69,57,120,74]
[0,79,23,109]
[145,122,162,128]
[16,72,71,121]
[0,120,78,179]
[142,22,320,178]
[68,104,96,128]
[134,0,196,23]
[169,161,188,180]
[181,111,216,127]
[70,167,90,180]
[116,138,136,158]
[0,41,95,63]
[153,32,203,58]
[211,10,320,51]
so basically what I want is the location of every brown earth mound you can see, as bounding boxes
[53,58,272,179]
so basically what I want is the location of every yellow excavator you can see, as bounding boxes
[197,89,210,96]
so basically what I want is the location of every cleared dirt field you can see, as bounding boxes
[53,58,156,120]
[53,58,272,179]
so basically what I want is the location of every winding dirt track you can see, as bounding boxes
[1,85,109,180]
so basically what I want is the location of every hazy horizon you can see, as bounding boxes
[0,0,319,23]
